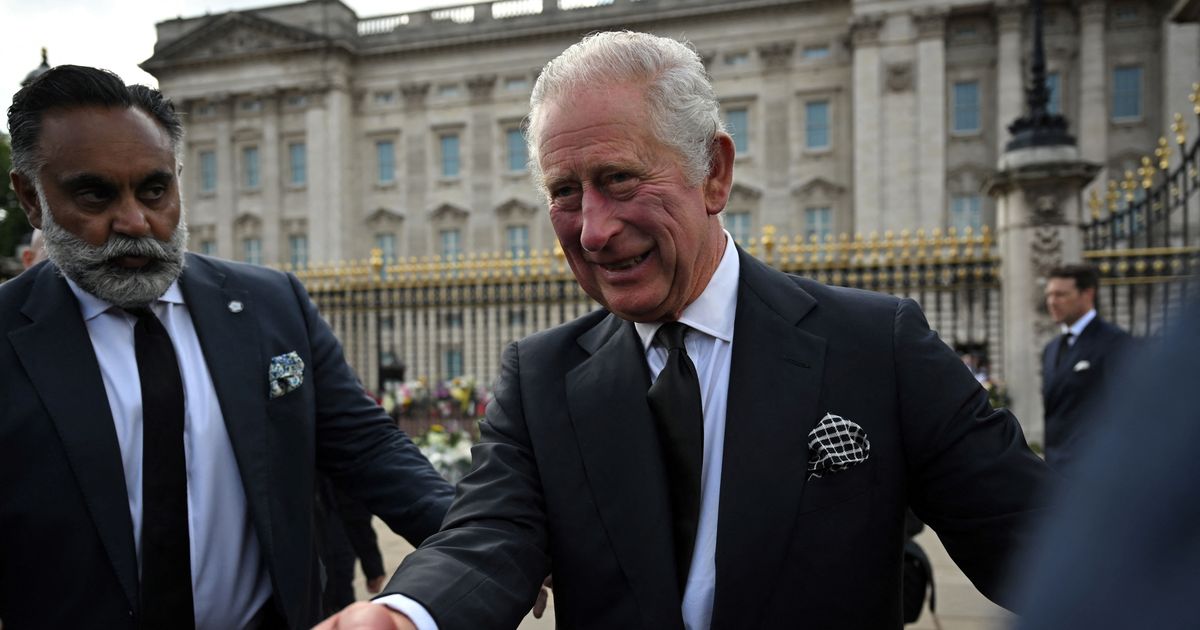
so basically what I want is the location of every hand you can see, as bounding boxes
[532,575,553,619]
[312,602,416,630]
[366,575,386,594]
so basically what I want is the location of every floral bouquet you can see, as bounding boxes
[415,424,475,483]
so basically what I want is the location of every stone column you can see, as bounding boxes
[214,95,236,258]
[401,82,431,255]
[851,14,884,233]
[915,9,947,228]
[304,87,331,262]
[1163,21,1200,156]
[757,41,795,225]
[996,1,1024,159]
[327,83,354,263]
[259,91,282,264]
[987,145,1100,444]
[467,74,497,245]
[1078,0,1108,194]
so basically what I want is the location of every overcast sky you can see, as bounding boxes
[0,0,469,134]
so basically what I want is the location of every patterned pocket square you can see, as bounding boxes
[269,351,305,399]
[807,413,871,479]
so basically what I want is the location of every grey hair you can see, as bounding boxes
[526,31,724,195]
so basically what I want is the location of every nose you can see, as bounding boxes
[579,188,621,253]
[111,194,152,239]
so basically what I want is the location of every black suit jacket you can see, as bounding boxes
[0,254,453,629]
[1041,315,1131,471]
[385,249,1051,629]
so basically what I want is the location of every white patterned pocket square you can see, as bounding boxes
[269,351,305,399]
[1073,360,1091,372]
[807,413,871,480]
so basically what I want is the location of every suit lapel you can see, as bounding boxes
[177,258,277,577]
[711,251,826,630]
[566,314,684,626]
[8,265,139,610]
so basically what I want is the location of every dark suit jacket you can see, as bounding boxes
[1041,315,1131,471]
[0,254,453,629]
[385,249,1051,629]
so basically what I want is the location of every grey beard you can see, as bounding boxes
[38,187,189,309]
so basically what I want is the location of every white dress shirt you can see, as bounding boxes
[1062,309,1097,346]
[380,233,740,630]
[66,278,271,630]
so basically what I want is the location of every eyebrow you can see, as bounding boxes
[60,169,175,191]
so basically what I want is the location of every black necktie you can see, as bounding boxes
[646,322,704,594]
[1055,332,1074,368]
[130,306,195,629]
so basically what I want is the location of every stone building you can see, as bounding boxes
[142,0,1199,267]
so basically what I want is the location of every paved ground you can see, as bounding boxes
[356,520,1010,630]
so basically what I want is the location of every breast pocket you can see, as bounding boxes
[798,458,877,515]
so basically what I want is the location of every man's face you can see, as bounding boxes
[1045,277,1094,325]
[536,83,733,322]
[11,106,187,307]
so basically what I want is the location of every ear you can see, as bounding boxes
[703,133,735,216]
[10,171,44,230]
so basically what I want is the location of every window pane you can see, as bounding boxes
[445,348,464,379]
[725,108,749,153]
[950,195,983,232]
[802,45,830,59]
[200,240,217,256]
[805,207,832,241]
[506,129,527,172]
[805,101,830,149]
[289,235,308,269]
[506,225,529,258]
[440,229,461,259]
[242,238,261,265]
[289,142,306,185]
[376,141,396,184]
[726,211,751,245]
[200,151,216,192]
[375,233,396,261]
[1046,72,1061,115]
[1112,66,1142,119]
[243,146,260,188]
[441,134,461,177]
[953,81,981,132]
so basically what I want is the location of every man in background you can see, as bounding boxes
[1041,264,1131,472]
[17,228,45,269]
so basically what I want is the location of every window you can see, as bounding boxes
[196,103,215,117]
[444,348,464,379]
[374,91,396,105]
[242,146,260,189]
[1114,5,1139,22]
[506,128,528,172]
[503,76,529,91]
[724,51,750,66]
[507,225,529,260]
[440,228,461,261]
[437,83,460,98]
[725,211,751,245]
[376,140,396,184]
[1046,72,1062,115]
[805,207,832,242]
[375,232,396,262]
[952,81,981,133]
[802,45,830,60]
[286,94,308,108]
[240,99,262,113]
[805,101,831,150]
[199,150,216,192]
[440,133,461,178]
[725,108,749,154]
[1112,66,1142,120]
[288,142,307,186]
[242,238,262,265]
[199,240,217,256]
[950,195,983,232]
[289,235,308,269]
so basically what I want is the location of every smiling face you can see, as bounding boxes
[535,83,734,322]
[11,105,187,307]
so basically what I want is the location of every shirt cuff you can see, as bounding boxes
[373,594,439,630]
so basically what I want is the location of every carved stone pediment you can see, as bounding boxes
[365,207,406,226]
[494,198,538,219]
[728,182,763,205]
[233,211,261,228]
[792,176,846,199]
[146,13,326,67]
[429,203,470,223]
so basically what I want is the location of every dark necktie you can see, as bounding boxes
[646,322,704,594]
[130,306,195,629]
[1055,332,1074,368]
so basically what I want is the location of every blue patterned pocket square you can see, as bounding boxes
[269,351,305,399]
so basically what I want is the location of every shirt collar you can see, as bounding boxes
[64,275,185,321]
[634,230,739,350]
[1062,308,1097,337]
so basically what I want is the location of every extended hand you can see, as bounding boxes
[532,575,553,619]
[312,602,416,630]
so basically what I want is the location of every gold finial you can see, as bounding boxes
[1156,137,1172,170]
[553,243,564,259]
[1088,189,1102,219]
[762,224,776,252]
[1173,113,1189,146]
[1138,156,1156,190]
[1106,180,1119,212]
[1121,170,1137,202]
[370,247,384,272]
[1191,82,1200,115]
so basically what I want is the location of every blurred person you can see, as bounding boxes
[320,31,1051,630]
[0,65,453,629]
[17,229,46,270]
[316,475,387,616]
[1041,264,1132,472]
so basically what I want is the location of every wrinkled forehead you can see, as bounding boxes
[36,106,176,178]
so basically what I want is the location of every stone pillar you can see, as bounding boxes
[304,88,331,262]
[1078,0,1108,195]
[401,82,431,255]
[996,1,1024,158]
[327,84,354,262]
[214,96,236,259]
[259,92,282,264]
[915,9,947,228]
[987,145,1100,444]
[757,41,795,224]
[467,74,497,245]
[851,14,884,233]
[1163,21,1200,156]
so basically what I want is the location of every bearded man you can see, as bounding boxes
[0,65,453,630]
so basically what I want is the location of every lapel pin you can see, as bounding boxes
[228,300,244,313]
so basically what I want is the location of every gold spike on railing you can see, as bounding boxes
[1138,156,1156,190]
[1089,189,1102,219]
[1156,137,1172,170]
[1190,82,1200,115]
[1121,170,1138,202]
[1173,113,1189,146]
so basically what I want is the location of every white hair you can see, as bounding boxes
[526,31,724,195]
